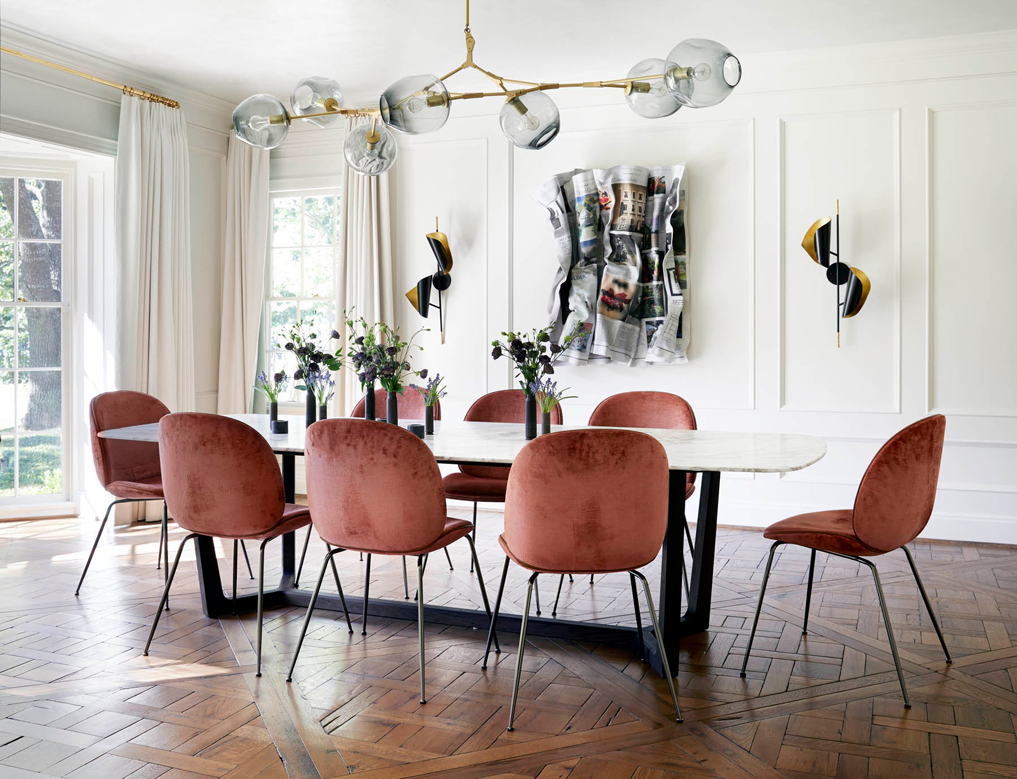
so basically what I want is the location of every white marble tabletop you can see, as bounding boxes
[99,413,826,474]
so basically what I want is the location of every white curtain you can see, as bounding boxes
[115,94,195,413]
[335,116,397,414]
[217,135,270,413]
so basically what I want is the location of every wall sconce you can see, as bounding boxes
[406,217,454,343]
[802,200,870,347]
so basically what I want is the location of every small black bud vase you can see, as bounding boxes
[364,385,376,420]
[319,404,328,421]
[425,405,434,435]
[524,392,537,440]
[269,401,278,422]
[387,392,399,425]
[541,410,551,436]
[305,391,316,429]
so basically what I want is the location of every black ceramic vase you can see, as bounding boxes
[269,401,278,422]
[364,385,376,420]
[319,404,328,421]
[387,392,399,425]
[541,410,551,436]
[524,392,537,440]
[305,391,316,429]
[425,405,434,435]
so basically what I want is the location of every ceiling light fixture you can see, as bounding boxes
[231,1,741,174]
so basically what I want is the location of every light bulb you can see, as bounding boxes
[247,114,272,132]
[380,75,450,134]
[293,85,315,111]
[624,58,680,119]
[407,97,425,113]
[664,39,740,108]
[290,77,344,128]
[510,100,541,130]
[499,93,560,149]
[693,63,712,81]
[233,94,290,149]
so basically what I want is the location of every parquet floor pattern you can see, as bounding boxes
[1,511,1017,778]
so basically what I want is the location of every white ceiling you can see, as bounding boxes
[3,0,1017,106]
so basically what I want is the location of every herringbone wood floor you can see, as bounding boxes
[2,508,1017,778]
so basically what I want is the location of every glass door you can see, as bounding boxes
[0,174,68,502]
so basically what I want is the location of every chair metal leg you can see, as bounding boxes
[630,572,645,661]
[534,575,541,616]
[590,574,594,585]
[507,572,538,731]
[232,540,239,615]
[256,539,268,677]
[295,526,312,587]
[901,545,952,663]
[552,574,565,617]
[161,504,171,610]
[633,570,682,723]
[240,540,254,579]
[740,541,782,677]
[324,543,353,633]
[444,547,454,570]
[361,553,372,635]
[464,535,499,653]
[287,549,339,681]
[157,508,164,570]
[803,549,817,635]
[482,556,510,669]
[403,556,410,599]
[568,574,573,583]
[470,502,477,573]
[143,533,197,655]
[417,555,427,704]
[75,498,127,596]
[859,557,910,708]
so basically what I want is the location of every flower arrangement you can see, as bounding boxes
[411,373,447,407]
[529,378,576,414]
[344,313,383,388]
[490,322,580,392]
[374,321,427,395]
[282,321,342,392]
[254,369,288,403]
[307,368,335,406]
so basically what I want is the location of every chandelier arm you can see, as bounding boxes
[289,107,380,121]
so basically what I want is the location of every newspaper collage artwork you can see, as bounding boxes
[535,164,690,366]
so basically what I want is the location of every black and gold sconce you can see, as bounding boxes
[406,217,454,343]
[802,200,870,347]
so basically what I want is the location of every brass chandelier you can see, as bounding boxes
[232,0,742,175]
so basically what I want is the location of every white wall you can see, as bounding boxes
[273,31,1017,543]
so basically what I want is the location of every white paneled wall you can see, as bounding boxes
[271,31,1017,542]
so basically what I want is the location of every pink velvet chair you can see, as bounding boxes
[740,415,951,708]
[483,429,681,730]
[442,390,563,573]
[78,391,171,597]
[351,388,440,421]
[143,414,341,677]
[287,419,496,703]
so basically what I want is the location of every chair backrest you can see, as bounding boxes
[305,419,448,554]
[460,389,564,479]
[589,391,697,488]
[852,415,946,553]
[90,390,170,487]
[159,413,286,538]
[350,388,440,421]
[503,429,669,573]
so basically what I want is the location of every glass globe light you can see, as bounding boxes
[664,39,741,108]
[379,74,450,134]
[625,58,681,119]
[343,122,398,176]
[499,92,560,150]
[290,76,344,128]
[232,94,291,149]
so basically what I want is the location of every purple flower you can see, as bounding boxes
[284,342,294,351]
[331,329,341,339]
[419,368,428,379]
[491,346,502,359]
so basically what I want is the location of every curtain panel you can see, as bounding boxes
[217,135,271,413]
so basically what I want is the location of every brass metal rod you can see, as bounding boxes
[289,107,379,121]
[0,45,180,108]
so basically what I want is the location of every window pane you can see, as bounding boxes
[17,370,62,496]
[269,300,297,350]
[299,300,332,346]
[18,242,61,302]
[272,197,300,247]
[0,179,12,239]
[0,371,12,497]
[17,307,62,368]
[0,242,12,301]
[303,196,335,246]
[18,179,62,240]
[271,248,300,297]
[303,247,333,297]
[0,307,12,370]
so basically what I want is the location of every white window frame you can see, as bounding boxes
[263,186,341,411]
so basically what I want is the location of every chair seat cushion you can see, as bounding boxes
[331,517,475,556]
[107,476,164,500]
[443,472,508,502]
[763,509,881,557]
[228,503,312,540]
[498,533,647,575]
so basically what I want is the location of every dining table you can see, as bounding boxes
[100,413,826,678]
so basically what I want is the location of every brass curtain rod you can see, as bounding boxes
[0,46,180,109]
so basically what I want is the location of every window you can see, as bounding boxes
[0,173,69,501]
[264,192,340,403]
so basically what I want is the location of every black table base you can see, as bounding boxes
[191,455,720,679]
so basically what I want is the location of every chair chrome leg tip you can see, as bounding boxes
[348,628,354,634]
[676,716,683,723]
[420,698,426,704]
[739,671,746,678]
[285,676,292,682]
[506,726,514,732]
[904,702,911,709]
[802,630,808,636]
[361,630,367,636]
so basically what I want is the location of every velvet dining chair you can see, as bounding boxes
[483,428,681,730]
[443,389,563,574]
[287,419,497,703]
[739,415,951,708]
[143,413,351,676]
